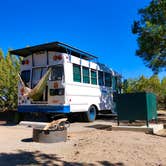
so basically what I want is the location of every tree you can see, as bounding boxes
[123,75,149,93]
[160,77,166,108]
[132,0,166,73]
[123,78,137,93]
[123,75,165,108]
[0,49,6,109]
[147,75,161,94]
[0,50,20,111]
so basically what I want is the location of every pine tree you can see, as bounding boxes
[0,50,20,111]
[132,0,166,73]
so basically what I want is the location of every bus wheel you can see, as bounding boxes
[83,105,97,122]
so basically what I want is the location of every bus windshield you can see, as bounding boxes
[50,65,64,81]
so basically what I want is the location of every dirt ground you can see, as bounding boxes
[0,112,166,166]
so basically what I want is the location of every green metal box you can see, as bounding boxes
[116,92,157,126]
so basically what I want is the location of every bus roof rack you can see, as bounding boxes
[10,41,98,60]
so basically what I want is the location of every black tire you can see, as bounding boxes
[83,105,97,122]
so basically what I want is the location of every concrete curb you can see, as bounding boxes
[112,124,164,134]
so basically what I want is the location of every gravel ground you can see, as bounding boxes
[0,114,166,166]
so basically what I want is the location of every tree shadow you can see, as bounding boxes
[0,150,125,166]
[0,150,60,166]
[98,161,125,166]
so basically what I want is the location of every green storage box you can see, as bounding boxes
[116,92,157,126]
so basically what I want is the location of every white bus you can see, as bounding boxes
[10,42,121,122]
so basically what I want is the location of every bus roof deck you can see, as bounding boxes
[10,41,98,61]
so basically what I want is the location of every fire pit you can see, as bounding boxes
[20,118,70,143]
[32,128,67,143]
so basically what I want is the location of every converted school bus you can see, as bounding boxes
[10,42,122,122]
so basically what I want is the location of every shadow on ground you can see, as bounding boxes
[87,112,166,131]
[96,114,117,121]
[86,124,113,131]
[21,138,33,142]
[0,150,125,166]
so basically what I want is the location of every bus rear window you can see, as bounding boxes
[50,65,64,81]
[21,70,30,83]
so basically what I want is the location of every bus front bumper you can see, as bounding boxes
[18,105,70,113]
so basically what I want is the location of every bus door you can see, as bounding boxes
[48,65,65,104]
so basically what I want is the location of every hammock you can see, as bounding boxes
[18,68,51,101]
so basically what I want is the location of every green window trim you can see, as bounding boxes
[83,67,90,83]
[73,64,81,82]
[91,69,97,85]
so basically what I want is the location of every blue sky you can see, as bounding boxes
[0,0,164,79]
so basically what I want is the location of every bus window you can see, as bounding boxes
[105,73,112,87]
[51,65,64,81]
[112,76,117,90]
[32,67,47,87]
[117,77,122,93]
[98,71,104,86]
[91,69,97,85]
[21,70,30,84]
[83,67,90,84]
[73,64,81,82]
